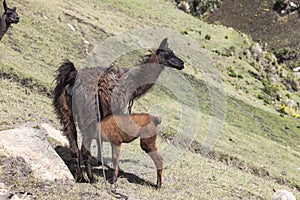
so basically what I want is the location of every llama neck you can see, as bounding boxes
[126,55,165,99]
[0,14,9,41]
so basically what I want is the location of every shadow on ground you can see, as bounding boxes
[54,146,157,189]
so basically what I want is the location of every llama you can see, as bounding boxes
[0,0,19,41]
[53,38,184,183]
[98,113,163,189]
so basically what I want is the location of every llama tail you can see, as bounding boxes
[53,60,78,135]
[152,115,162,125]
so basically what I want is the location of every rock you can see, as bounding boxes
[0,126,73,181]
[177,1,190,13]
[286,99,297,108]
[271,190,296,200]
[250,43,262,61]
[289,1,298,9]
[0,184,10,199]
[292,66,300,72]
[83,40,90,45]
[275,0,299,16]
[67,23,75,31]
[40,123,68,146]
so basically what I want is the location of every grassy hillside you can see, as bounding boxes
[0,0,300,199]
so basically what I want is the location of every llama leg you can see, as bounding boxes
[81,136,98,183]
[148,151,163,189]
[111,143,121,184]
[65,123,86,183]
[97,138,103,164]
[140,136,163,189]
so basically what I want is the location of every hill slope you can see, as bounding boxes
[0,0,299,199]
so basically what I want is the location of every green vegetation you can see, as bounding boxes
[0,0,299,199]
[204,34,211,40]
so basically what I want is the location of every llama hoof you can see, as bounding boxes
[108,179,114,184]
[90,178,98,184]
[156,185,162,191]
[111,187,117,193]
[76,177,88,183]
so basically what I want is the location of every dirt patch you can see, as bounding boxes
[206,0,300,67]
[206,0,300,47]
[0,156,33,187]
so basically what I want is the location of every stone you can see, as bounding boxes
[271,190,296,200]
[40,123,69,146]
[0,126,73,181]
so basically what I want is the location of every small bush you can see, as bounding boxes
[262,78,279,96]
[181,30,188,35]
[263,99,270,105]
[258,93,264,100]
[276,103,299,118]
[227,67,237,77]
[205,34,211,40]
[213,49,221,55]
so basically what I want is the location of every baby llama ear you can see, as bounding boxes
[153,115,162,125]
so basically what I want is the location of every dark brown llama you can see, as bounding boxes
[99,113,163,189]
[53,38,184,184]
[0,0,19,41]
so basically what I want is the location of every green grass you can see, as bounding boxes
[0,79,55,130]
[0,0,300,199]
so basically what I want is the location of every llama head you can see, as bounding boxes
[3,0,19,24]
[156,38,184,70]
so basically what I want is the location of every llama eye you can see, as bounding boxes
[166,52,174,59]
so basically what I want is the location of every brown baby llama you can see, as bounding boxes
[98,113,163,189]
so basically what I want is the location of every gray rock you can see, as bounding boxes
[0,126,73,181]
[250,43,262,60]
[271,190,296,200]
[40,123,69,146]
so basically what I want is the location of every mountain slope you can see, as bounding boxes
[0,0,299,199]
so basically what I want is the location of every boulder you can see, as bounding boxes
[40,123,69,146]
[271,190,296,200]
[0,125,73,181]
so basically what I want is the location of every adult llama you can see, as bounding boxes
[0,0,19,41]
[53,38,184,183]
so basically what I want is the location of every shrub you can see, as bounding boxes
[213,49,221,55]
[205,34,211,40]
[276,103,299,118]
[262,78,279,96]
[258,93,264,100]
[227,67,237,77]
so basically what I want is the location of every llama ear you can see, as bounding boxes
[3,0,8,11]
[12,6,16,11]
[158,38,169,50]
